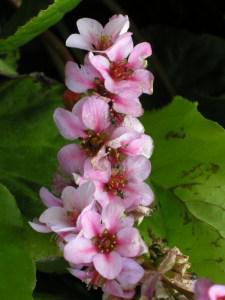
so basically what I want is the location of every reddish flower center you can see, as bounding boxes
[97,35,112,50]
[109,108,125,125]
[81,130,107,157]
[106,147,125,166]
[110,60,133,81]
[217,297,225,300]
[105,169,127,197]
[95,229,117,253]
[67,210,79,224]
[94,78,114,98]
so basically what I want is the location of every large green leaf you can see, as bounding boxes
[140,184,225,282]
[140,96,225,281]
[0,76,64,218]
[143,26,225,126]
[0,0,80,54]
[0,77,65,261]
[0,184,35,300]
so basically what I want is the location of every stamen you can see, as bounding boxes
[94,230,117,254]
[110,60,133,81]
[81,130,107,157]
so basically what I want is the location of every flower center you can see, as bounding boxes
[67,210,79,224]
[97,35,112,50]
[106,147,125,166]
[109,108,125,125]
[110,60,133,81]
[105,169,127,197]
[217,297,225,300]
[81,130,107,157]
[94,78,114,98]
[95,229,117,253]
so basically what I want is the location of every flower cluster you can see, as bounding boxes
[30,14,154,300]
[29,14,225,300]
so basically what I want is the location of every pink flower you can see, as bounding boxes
[54,96,110,153]
[64,203,145,279]
[66,15,131,54]
[103,258,144,299]
[194,279,225,300]
[54,97,153,163]
[76,155,153,211]
[89,42,154,96]
[108,126,153,159]
[140,272,161,299]
[65,59,144,117]
[30,181,95,235]
[65,56,102,94]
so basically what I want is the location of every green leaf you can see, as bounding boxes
[0,76,64,218]
[0,0,80,53]
[140,96,225,281]
[143,26,225,126]
[0,77,65,261]
[25,224,61,262]
[140,184,225,282]
[0,184,35,300]
[0,58,18,76]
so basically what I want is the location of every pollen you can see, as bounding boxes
[105,168,128,197]
[97,35,113,50]
[81,130,107,157]
[95,229,117,253]
[110,60,133,81]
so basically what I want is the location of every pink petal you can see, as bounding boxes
[61,186,78,211]
[57,144,86,175]
[75,181,95,211]
[88,53,110,79]
[127,182,154,207]
[141,272,161,299]
[122,115,144,133]
[104,280,135,299]
[102,203,124,233]
[82,96,110,132]
[69,268,91,281]
[53,108,85,140]
[105,76,141,96]
[81,210,103,238]
[94,182,112,208]
[29,221,51,233]
[117,258,144,288]
[103,15,129,38]
[117,227,141,257]
[139,182,154,206]
[123,134,153,158]
[109,127,138,149]
[128,42,152,69]
[132,69,154,95]
[39,187,61,207]
[64,237,97,264]
[194,278,212,300]
[93,251,122,279]
[123,155,151,182]
[113,94,143,117]
[208,285,225,300]
[39,207,71,232]
[84,158,111,183]
[77,18,103,46]
[106,32,133,61]
[66,33,93,50]
[65,61,95,93]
